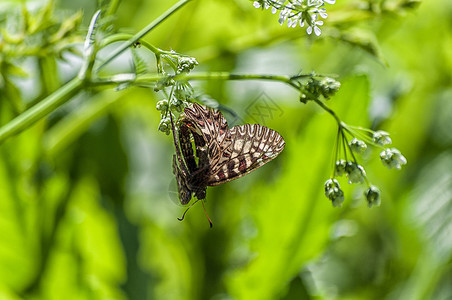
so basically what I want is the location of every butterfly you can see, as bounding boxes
[170,103,285,225]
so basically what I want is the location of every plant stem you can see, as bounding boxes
[100,33,162,55]
[312,98,343,126]
[94,72,300,90]
[0,77,83,144]
[96,0,192,71]
[175,72,295,84]
[105,0,121,16]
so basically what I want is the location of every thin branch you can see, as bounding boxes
[100,33,163,55]
[93,72,300,90]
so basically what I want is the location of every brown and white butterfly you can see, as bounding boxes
[171,102,285,210]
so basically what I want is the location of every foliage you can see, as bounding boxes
[0,0,449,299]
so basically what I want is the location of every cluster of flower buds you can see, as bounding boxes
[156,84,192,135]
[318,77,341,99]
[324,128,406,208]
[158,117,171,135]
[156,99,168,112]
[157,50,198,78]
[300,77,341,103]
[156,99,171,135]
[155,49,196,131]
[252,0,336,36]
[156,97,190,133]
[177,56,198,73]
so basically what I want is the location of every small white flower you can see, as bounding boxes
[319,8,328,18]
[365,185,381,208]
[307,19,323,36]
[254,0,334,36]
[307,0,322,5]
[335,159,347,177]
[345,162,366,184]
[349,138,367,154]
[278,8,290,25]
[324,179,344,207]
[287,18,293,27]
[373,130,392,145]
[380,148,407,170]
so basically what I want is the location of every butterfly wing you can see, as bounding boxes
[208,124,285,186]
[172,154,192,205]
[171,108,211,204]
[182,103,285,187]
[182,103,229,146]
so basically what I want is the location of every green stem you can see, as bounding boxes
[341,130,348,161]
[331,126,341,178]
[105,0,121,17]
[0,77,84,144]
[96,0,192,71]
[312,98,342,126]
[94,72,300,90]
[176,72,297,86]
[344,125,385,150]
[100,33,163,55]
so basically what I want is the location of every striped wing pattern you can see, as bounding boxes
[172,154,192,204]
[182,103,285,187]
[171,113,209,204]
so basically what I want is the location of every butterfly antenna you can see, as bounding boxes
[177,199,199,221]
[201,200,213,228]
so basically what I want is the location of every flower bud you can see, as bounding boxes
[324,179,345,207]
[158,117,171,135]
[156,99,168,111]
[372,131,392,146]
[345,162,366,184]
[319,77,340,99]
[349,138,367,154]
[365,185,381,207]
[335,159,347,177]
[177,56,198,73]
[380,148,407,170]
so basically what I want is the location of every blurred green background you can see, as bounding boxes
[1,0,451,299]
